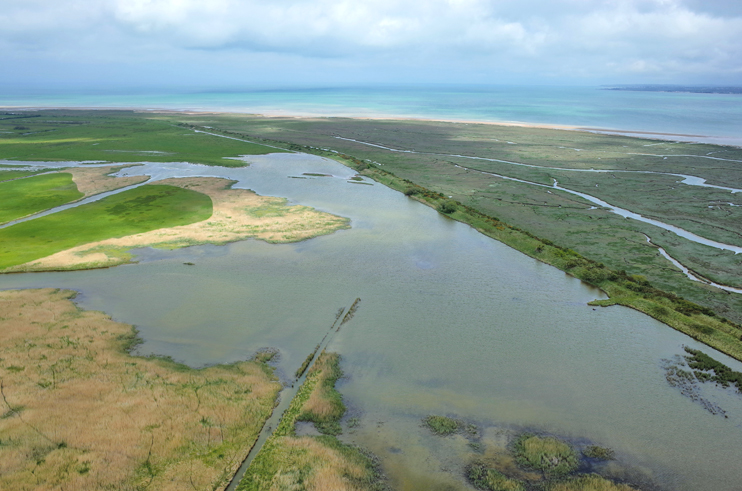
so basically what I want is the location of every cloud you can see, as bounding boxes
[1,0,741,85]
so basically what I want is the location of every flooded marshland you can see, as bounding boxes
[2,154,742,490]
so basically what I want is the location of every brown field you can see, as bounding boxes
[0,288,281,491]
[67,165,150,197]
[8,177,350,272]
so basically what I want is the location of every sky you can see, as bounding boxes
[2,0,741,91]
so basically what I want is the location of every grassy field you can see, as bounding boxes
[239,352,385,491]
[0,172,84,224]
[0,184,212,270]
[163,113,742,359]
[0,288,281,491]
[3,177,350,273]
[0,110,285,166]
[0,168,53,181]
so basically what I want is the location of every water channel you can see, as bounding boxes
[2,154,742,490]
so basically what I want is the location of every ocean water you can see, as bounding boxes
[2,85,741,144]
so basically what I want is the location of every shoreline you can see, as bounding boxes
[4,105,741,148]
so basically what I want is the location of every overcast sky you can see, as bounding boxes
[2,0,741,90]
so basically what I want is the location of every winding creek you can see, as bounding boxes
[2,154,742,490]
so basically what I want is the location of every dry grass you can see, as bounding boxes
[252,436,372,491]
[0,288,281,491]
[67,165,149,197]
[11,177,350,272]
[300,352,344,424]
[239,352,383,491]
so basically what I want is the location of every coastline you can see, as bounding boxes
[4,104,741,148]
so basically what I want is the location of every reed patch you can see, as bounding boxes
[0,288,281,491]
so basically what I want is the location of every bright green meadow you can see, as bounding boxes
[0,184,212,270]
[0,172,83,224]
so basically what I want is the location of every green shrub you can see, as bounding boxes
[422,415,459,435]
[437,200,457,214]
[512,434,578,477]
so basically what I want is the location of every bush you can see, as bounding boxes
[437,200,457,214]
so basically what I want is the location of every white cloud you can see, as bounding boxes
[1,0,740,84]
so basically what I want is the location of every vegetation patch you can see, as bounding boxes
[238,351,385,491]
[547,474,637,491]
[582,446,615,461]
[0,288,281,491]
[684,346,742,392]
[0,172,83,224]
[467,463,526,491]
[422,415,460,436]
[295,344,320,379]
[297,352,346,436]
[512,434,579,478]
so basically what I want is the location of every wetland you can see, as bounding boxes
[1,111,742,490]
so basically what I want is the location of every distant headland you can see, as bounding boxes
[603,84,742,94]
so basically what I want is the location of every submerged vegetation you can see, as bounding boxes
[424,414,638,490]
[683,346,742,392]
[422,415,460,436]
[582,446,615,461]
[662,346,742,416]
[467,463,525,491]
[548,474,637,491]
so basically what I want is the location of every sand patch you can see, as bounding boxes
[0,288,281,491]
[67,164,149,197]
[8,177,350,272]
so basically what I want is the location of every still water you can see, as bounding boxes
[2,153,742,490]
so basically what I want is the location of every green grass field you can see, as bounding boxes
[0,111,285,166]
[0,172,83,224]
[0,184,212,270]
[0,168,52,181]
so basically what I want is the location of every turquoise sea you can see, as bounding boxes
[2,85,742,145]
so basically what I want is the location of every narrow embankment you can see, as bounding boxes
[226,298,364,491]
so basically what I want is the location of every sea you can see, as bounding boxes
[2,85,742,146]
